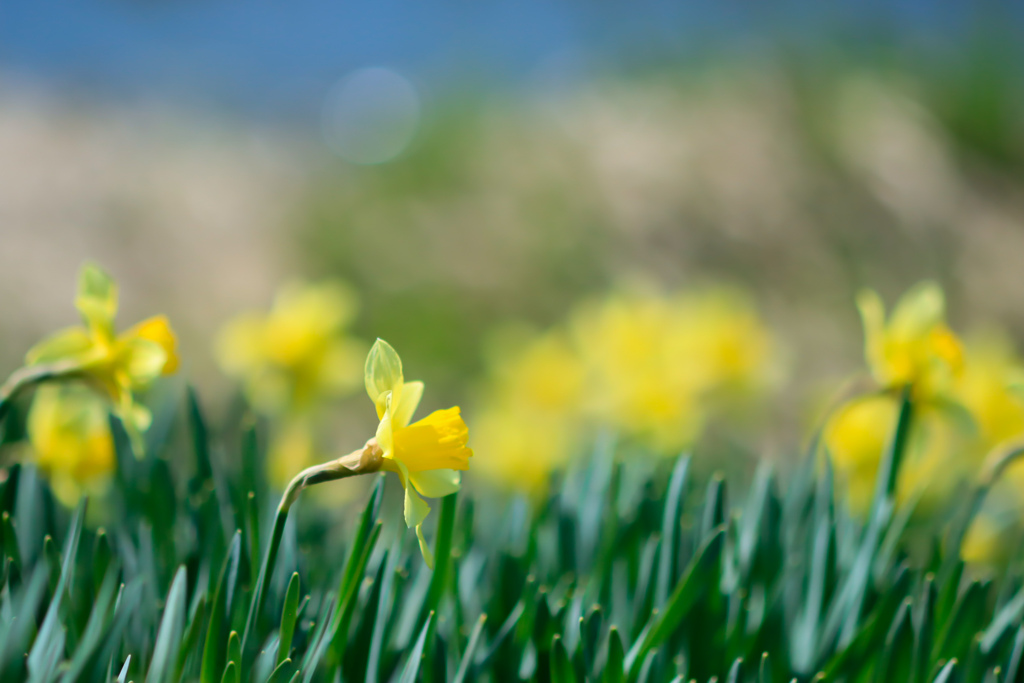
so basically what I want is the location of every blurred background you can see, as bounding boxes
[4,0,1024,486]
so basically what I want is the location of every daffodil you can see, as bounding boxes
[572,288,779,451]
[826,282,972,514]
[954,330,1024,458]
[857,281,962,398]
[472,330,583,493]
[23,263,178,455]
[27,383,116,508]
[215,280,365,416]
[824,393,964,515]
[364,339,472,567]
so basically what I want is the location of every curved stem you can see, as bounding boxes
[0,361,83,426]
[240,441,383,665]
[947,440,1024,562]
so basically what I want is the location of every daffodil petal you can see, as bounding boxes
[415,524,435,569]
[25,326,93,366]
[397,461,431,529]
[409,469,461,498]
[856,289,887,382]
[392,380,423,429]
[75,263,118,338]
[890,281,944,340]
[365,339,404,407]
[376,398,395,458]
[126,315,179,375]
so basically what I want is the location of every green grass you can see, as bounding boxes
[0,387,1022,682]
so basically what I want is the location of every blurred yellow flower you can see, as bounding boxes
[857,281,962,398]
[365,339,472,567]
[823,394,962,515]
[961,514,1007,566]
[473,331,584,493]
[954,330,1024,458]
[573,288,778,451]
[25,263,178,455]
[27,383,115,508]
[266,416,318,490]
[216,280,365,416]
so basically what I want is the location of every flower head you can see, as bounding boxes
[216,280,365,416]
[365,339,472,567]
[27,383,116,508]
[25,263,178,455]
[857,281,962,398]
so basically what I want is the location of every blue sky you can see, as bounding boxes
[0,0,1004,121]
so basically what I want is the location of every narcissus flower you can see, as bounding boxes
[27,383,116,508]
[857,281,962,398]
[365,339,472,567]
[215,280,365,416]
[25,263,178,454]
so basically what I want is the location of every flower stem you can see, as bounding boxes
[946,440,1024,561]
[240,442,382,665]
[0,360,82,426]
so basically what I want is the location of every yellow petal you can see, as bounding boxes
[415,524,435,569]
[409,469,461,498]
[890,281,944,341]
[25,326,94,366]
[126,315,179,375]
[365,339,404,414]
[392,380,423,429]
[855,289,887,382]
[75,263,118,338]
[375,398,395,458]
[391,459,431,529]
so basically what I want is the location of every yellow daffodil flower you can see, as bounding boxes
[572,288,778,451]
[473,330,583,493]
[826,282,975,515]
[27,383,116,508]
[857,281,962,398]
[216,280,365,416]
[824,393,966,515]
[24,263,178,455]
[365,339,472,567]
[954,330,1024,458]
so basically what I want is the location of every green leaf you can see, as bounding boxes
[626,526,726,675]
[398,612,434,683]
[146,565,188,683]
[265,659,295,683]
[551,635,577,683]
[225,631,241,683]
[932,659,957,683]
[327,478,385,663]
[420,492,458,623]
[60,567,120,683]
[878,598,915,683]
[278,573,301,667]
[202,531,242,683]
[603,627,625,683]
[758,652,771,683]
[655,455,689,609]
[28,498,85,679]
[452,614,487,683]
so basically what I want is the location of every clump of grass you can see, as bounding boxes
[0,384,1022,683]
